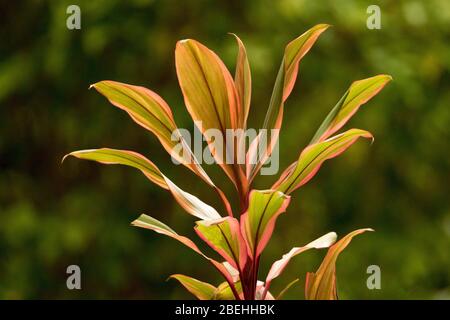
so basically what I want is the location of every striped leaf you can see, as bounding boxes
[91,80,214,186]
[64,148,221,220]
[195,217,248,271]
[169,274,217,300]
[240,190,291,258]
[175,39,246,191]
[131,214,238,296]
[305,228,373,300]
[247,24,330,181]
[310,75,392,144]
[273,129,373,194]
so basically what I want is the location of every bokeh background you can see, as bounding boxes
[1,0,449,299]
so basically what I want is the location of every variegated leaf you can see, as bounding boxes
[240,190,290,258]
[63,148,220,220]
[310,75,392,144]
[273,129,373,194]
[247,24,330,181]
[305,228,373,300]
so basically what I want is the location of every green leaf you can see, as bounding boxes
[276,278,300,300]
[240,190,290,258]
[63,148,221,220]
[214,281,243,300]
[195,217,248,271]
[305,228,373,300]
[169,274,217,300]
[264,232,337,295]
[310,75,392,144]
[247,24,329,181]
[273,129,373,194]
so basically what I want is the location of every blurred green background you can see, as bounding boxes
[1,0,449,299]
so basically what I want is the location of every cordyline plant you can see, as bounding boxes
[64,24,391,300]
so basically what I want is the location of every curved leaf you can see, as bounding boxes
[264,232,337,295]
[131,214,203,255]
[195,217,248,271]
[310,75,392,144]
[240,190,291,258]
[131,214,239,298]
[305,228,373,300]
[91,80,214,186]
[214,281,243,300]
[169,274,217,300]
[64,148,221,220]
[247,24,330,181]
[273,129,373,194]
[63,148,167,189]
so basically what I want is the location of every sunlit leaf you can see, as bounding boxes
[64,148,221,220]
[91,80,214,186]
[163,177,221,221]
[195,217,248,271]
[214,281,243,300]
[175,39,246,190]
[131,214,238,296]
[63,148,167,189]
[273,129,373,194]
[264,232,337,294]
[240,190,290,258]
[247,24,330,181]
[305,228,373,300]
[169,274,217,300]
[310,75,392,144]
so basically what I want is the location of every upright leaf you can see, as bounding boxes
[231,34,251,128]
[310,75,392,144]
[264,232,337,295]
[305,228,373,300]
[176,39,246,190]
[240,190,291,258]
[273,129,373,194]
[64,148,221,220]
[214,281,243,300]
[169,274,217,300]
[247,24,330,181]
[195,217,248,271]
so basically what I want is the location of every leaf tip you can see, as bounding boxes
[89,81,103,90]
[61,152,73,164]
[167,274,178,282]
[319,23,332,29]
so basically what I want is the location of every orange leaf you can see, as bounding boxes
[305,228,373,300]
